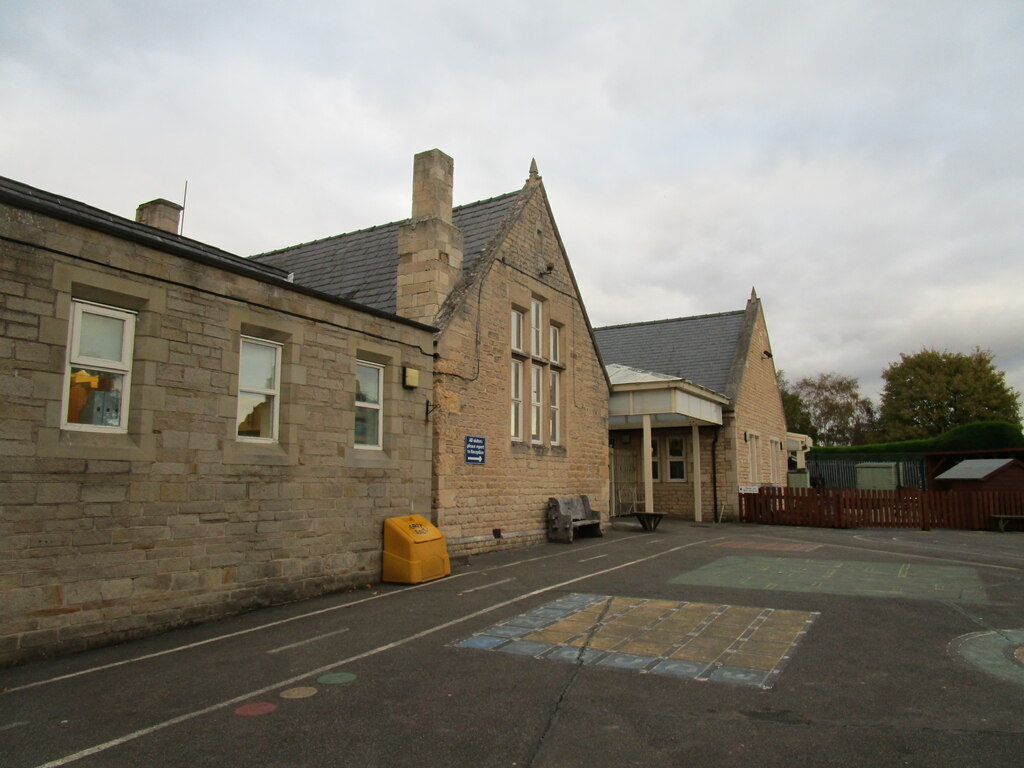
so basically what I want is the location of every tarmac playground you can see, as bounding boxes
[1,519,1022,767]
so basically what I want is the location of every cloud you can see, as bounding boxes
[2,0,1022,405]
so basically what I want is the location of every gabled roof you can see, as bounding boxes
[251,192,519,314]
[594,310,746,398]
[934,458,1019,481]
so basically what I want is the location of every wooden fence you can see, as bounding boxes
[739,486,1024,531]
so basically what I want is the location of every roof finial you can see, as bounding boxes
[528,158,540,182]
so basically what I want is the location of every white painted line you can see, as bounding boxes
[32,536,725,768]
[0,721,29,732]
[460,578,514,593]
[266,627,350,655]
[578,554,608,562]
[7,573,473,694]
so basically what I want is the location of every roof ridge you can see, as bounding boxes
[595,309,745,331]
[250,189,520,260]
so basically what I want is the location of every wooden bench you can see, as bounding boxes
[547,495,603,543]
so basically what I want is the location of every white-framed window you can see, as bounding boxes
[748,432,762,482]
[63,300,136,432]
[650,438,660,481]
[530,299,542,355]
[530,364,543,443]
[355,361,384,449]
[549,324,560,364]
[237,336,282,441]
[667,436,686,481]
[510,359,523,441]
[511,309,524,353]
[549,370,560,445]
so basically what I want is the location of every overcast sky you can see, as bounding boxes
[3,1,1022,403]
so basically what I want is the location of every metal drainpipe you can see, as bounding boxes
[711,426,721,523]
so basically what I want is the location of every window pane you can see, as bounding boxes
[668,438,684,457]
[511,310,523,350]
[356,364,380,404]
[67,367,123,426]
[240,341,277,390]
[79,311,125,362]
[237,393,275,438]
[669,462,685,480]
[355,406,380,446]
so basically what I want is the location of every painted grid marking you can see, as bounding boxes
[670,556,989,603]
[452,593,818,689]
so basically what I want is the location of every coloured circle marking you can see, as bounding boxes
[317,672,357,685]
[280,686,318,699]
[234,701,277,717]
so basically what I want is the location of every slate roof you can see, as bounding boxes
[0,175,290,283]
[250,192,520,314]
[594,311,746,397]
[934,458,1018,481]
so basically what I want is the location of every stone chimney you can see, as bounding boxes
[396,150,464,324]
[135,198,183,234]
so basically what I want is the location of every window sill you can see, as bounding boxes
[511,442,567,458]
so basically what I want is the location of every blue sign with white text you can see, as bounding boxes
[465,436,486,465]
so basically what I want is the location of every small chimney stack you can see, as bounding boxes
[396,149,464,325]
[411,149,454,222]
[135,199,182,234]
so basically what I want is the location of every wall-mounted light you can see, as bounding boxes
[761,350,773,360]
[403,367,420,389]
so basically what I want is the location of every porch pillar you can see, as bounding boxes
[692,424,702,522]
[642,415,654,516]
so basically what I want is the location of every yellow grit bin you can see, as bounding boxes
[382,514,451,584]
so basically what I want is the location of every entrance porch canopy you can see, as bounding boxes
[607,364,730,523]
[608,364,728,429]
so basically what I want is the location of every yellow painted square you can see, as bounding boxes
[670,644,725,663]
[642,629,687,646]
[612,612,656,627]
[574,634,625,651]
[546,618,598,635]
[736,642,787,659]
[675,603,719,616]
[746,628,800,644]
[523,629,580,644]
[596,621,640,638]
[726,652,782,671]
[644,600,680,612]
[616,640,673,657]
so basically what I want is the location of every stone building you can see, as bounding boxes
[596,291,788,522]
[0,176,434,665]
[254,150,610,553]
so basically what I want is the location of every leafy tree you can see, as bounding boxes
[777,371,816,440]
[788,372,877,446]
[879,348,1021,441]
